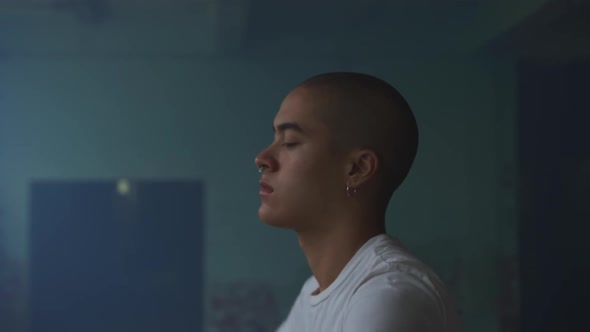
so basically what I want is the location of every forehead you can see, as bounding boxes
[273,87,324,131]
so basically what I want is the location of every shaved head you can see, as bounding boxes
[297,72,419,203]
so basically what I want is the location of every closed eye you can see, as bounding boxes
[282,142,299,148]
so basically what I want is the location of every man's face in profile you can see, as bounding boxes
[256,87,348,230]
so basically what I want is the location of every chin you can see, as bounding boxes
[258,206,293,229]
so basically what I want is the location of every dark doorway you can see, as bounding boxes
[518,61,590,331]
[29,180,204,332]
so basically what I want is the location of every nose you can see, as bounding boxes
[255,145,276,172]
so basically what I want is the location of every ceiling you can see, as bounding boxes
[0,0,562,58]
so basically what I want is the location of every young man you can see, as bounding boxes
[255,72,463,331]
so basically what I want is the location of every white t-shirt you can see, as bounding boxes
[277,234,463,332]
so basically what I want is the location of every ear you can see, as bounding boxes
[346,149,379,188]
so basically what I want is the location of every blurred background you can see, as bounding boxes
[0,0,589,331]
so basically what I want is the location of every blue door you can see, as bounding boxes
[30,180,204,332]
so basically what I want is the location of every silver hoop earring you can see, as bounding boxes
[346,185,356,197]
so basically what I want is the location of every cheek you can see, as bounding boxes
[293,160,344,193]
[277,146,345,191]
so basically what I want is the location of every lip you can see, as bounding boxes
[259,180,274,195]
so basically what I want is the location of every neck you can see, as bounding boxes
[296,215,386,294]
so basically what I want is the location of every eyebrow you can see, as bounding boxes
[273,122,305,134]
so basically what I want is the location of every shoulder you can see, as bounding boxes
[366,236,447,297]
[343,271,447,332]
[343,236,462,332]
